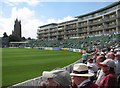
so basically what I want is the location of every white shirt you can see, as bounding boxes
[114,60,120,76]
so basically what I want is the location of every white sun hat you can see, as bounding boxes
[70,63,94,77]
[42,71,55,78]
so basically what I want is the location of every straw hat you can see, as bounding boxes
[70,63,94,77]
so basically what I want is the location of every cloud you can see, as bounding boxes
[0,7,43,39]
[47,16,75,23]
[11,7,34,20]
[0,17,14,37]
[0,6,74,39]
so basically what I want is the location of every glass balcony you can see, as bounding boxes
[89,27,103,32]
[89,20,103,25]
[117,15,120,19]
[77,24,87,28]
[104,15,117,22]
[78,29,87,33]
[104,23,117,29]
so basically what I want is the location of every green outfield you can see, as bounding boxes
[2,48,81,87]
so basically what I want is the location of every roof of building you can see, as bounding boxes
[75,1,120,18]
[58,19,78,25]
[39,23,58,28]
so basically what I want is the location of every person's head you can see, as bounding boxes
[98,59,115,74]
[41,69,71,88]
[70,63,94,85]
[41,71,60,88]
[88,58,93,63]
[106,52,115,60]
[115,52,120,60]
[96,55,105,64]
[71,75,89,86]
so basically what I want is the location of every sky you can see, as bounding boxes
[0,0,119,39]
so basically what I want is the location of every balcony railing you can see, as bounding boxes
[89,20,103,25]
[65,26,77,30]
[89,27,103,32]
[103,15,117,22]
[78,29,87,33]
[104,23,117,29]
[77,24,87,28]
[65,31,77,34]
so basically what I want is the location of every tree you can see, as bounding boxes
[3,32,8,38]
[21,37,26,41]
[28,37,31,40]
[9,35,21,42]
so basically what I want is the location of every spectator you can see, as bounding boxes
[96,55,105,64]
[106,52,115,60]
[81,53,87,63]
[70,63,98,88]
[114,51,120,88]
[87,59,98,74]
[93,52,99,63]
[95,55,105,86]
[98,59,117,88]
[40,71,61,88]
[114,52,120,76]
[40,69,71,88]
[87,58,98,82]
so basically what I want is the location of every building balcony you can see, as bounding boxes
[88,20,103,26]
[117,15,120,19]
[49,29,58,32]
[103,16,117,22]
[58,28,64,31]
[117,23,120,26]
[89,27,103,32]
[77,24,87,28]
[78,29,88,33]
[58,33,64,35]
[104,24,117,29]
[65,26,77,30]
[65,31,77,34]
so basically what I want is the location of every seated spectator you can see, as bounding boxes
[98,59,117,88]
[114,52,120,76]
[92,52,99,63]
[70,63,98,88]
[106,52,115,60]
[87,58,98,82]
[114,51,120,88]
[40,71,61,88]
[87,58,98,74]
[40,69,71,88]
[95,55,105,86]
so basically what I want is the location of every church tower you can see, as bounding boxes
[12,18,22,40]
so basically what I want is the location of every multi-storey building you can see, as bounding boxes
[37,1,120,40]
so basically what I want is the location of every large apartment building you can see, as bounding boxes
[37,1,120,40]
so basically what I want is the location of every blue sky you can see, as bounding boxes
[0,0,119,39]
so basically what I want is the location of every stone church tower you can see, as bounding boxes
[12,18,21,40]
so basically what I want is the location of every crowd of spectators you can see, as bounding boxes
[39,44,120,88]
[13,34,119,88]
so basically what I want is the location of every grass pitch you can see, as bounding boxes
[2,48,81,87]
